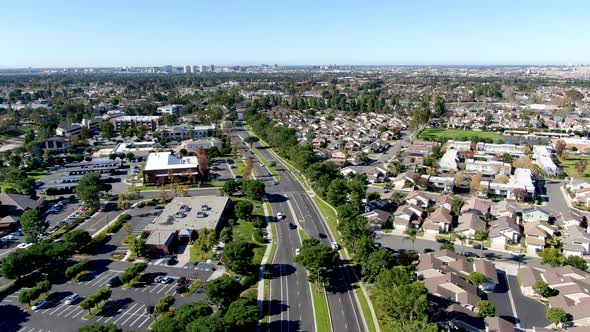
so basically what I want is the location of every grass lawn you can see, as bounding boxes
[417,128,503,142]
[558,155,590,180]
[311,288,332,332]
[354,285,377,332]
[230,196,267,265]
[0,167,49,193]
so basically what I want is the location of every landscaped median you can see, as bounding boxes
[252,145,280,181]
[311,288,332,332]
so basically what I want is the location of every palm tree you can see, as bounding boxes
[474,230,489,259]
[403,228,418,252]
[454,232,467,255]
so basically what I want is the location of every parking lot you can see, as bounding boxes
[0,266,207,332]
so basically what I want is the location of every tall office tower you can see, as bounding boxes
[199,64,206,72]
[184,65,191,73]
[210,64,215,72]
[191,65,198,73]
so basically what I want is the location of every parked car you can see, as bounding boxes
[31,300,48,311]
[155,276,172,284]
[16,243,33,250]
[423,248,435,253]
[145,305,154,315]
[473,244,485,250]
[176,277,188,286]
[2,235,14,241]
[106,277,120,287]
[276,213,283,220]
[510,251,525,257]
[64,293,80,304]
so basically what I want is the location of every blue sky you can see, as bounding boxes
[2,0,589,67]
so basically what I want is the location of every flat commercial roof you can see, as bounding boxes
[145,196,230,233]
[144,152,198,171]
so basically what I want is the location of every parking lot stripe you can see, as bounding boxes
[129,308,148,327]
[121,305,145,326]
[137,315,151,328]
[63,305,83,318]
[46,302,68,315]
[112,303,139,324]
[89,271,118,287]
[71,307,85,319]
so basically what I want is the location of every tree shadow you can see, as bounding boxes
[265,193,288,204]
[0,304,30,331]
[259,299,289,317]
[266,319,301,332]
[99,297,134,317]
[261,264,296,280]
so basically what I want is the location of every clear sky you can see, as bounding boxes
[2,0,589,67]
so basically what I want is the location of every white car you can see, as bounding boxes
[276,213,283,220]
[16,243,33,250]
[295,248,301,256]
[2,235,14,241]
[64,293,80,304]
[331,242,340,250]
[259,163,264,167]
[510,251,525,257]
[31,300,48,311]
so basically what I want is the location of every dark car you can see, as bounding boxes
[176,277,188,286]
[145,305,154,315]
[423,248,435,253]
[473,244,485,250]
[106,277,121,288]
[166,257,177,266]
[288,223,296,230]
[176,285,188,293]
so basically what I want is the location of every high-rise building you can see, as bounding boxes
[199,65,206,73]
[210,64,215,72]
[184,65,191,73]
[191,65,198,74]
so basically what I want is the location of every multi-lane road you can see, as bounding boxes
[235,128,366,332]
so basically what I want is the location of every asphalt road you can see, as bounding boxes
[237,129,366,332]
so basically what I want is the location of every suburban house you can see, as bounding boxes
[417,250,499,311]
[489,215,521,249]
[422,207,453,234]
[393,204,424,231]
[461,197,493,216]
[523,221,557,253]
[519,266,590,327]
[561,225,590,257]
[485,316,515,332]
[455,213,487,238]
[533,145,559,176]
[422,175,455,192]
[362,209,391,231]
[465,159,511,176]
[0,193,42,218]
[522,207,551,223]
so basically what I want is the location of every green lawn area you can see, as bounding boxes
[354,285,377,332]
[311,288,332,332]
[558,155,590,180]
[230,196,267,265]
[1,168,49,193]
[417,128,503,142]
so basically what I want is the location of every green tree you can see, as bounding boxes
[100,122,115,139]
[326,178,348,206]
[295,239,338,290]
[375,266,416,290]
[539,247,564,267]
[243,136,259,147]
[468,271,487,289]
[154,294,175,316]
[76,172,102,210]
[477,300,495,318]
[186,316,227,332]
[376,282,429,324]
[18,288,34,306]
[174,302,213,327]
[79,295,96,315]
[223,297,259,330]
[362,249,396,283]
[20,208,48,244]
[222,180,240,196]
[546,307,568,329]
[129,237,145,257]
[204,275,242,309]
[223,241,254,275]
[241,180,265,200]
[563,255,588,271]
[450,198,464,216]
[151,316,179,332]
[234,201,254,220]
[473,229,489,258]
[220,227,233,244]
[532,280,554,298]
[65,230,92,253]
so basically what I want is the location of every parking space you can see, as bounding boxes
[210,158,236,181]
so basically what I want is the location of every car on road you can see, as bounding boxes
[106,277,121,287]
[473,244,486,250]
[464,252,479,258]
[273,181,278,185]
[330,242,340,250]
[64,293,80,304]
[423,248,435,253]
[295,248,301,256]
[166,257,177,265]
[276,212,283,220]
[259,163,264,167]
[2,235,14,241]
[510,251,525,257]
[288,223,296,229]
[31,300,48,311]
[16,243,33,249]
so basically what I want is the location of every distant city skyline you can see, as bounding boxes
[2,0,590,68]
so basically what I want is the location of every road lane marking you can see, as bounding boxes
[121,304,144,326]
